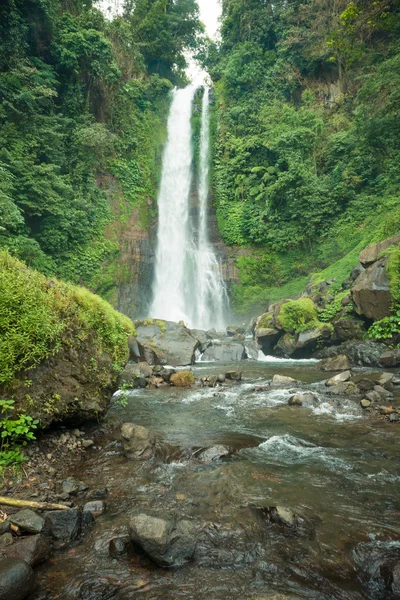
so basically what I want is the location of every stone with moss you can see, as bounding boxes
[170,371,195,387]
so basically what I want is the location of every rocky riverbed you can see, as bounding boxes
[1,358,399,600]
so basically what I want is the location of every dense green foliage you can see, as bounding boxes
[0,0,202,291]
[0,398,38,474]
[205,0,400,314]
[0,251,134,386]
[278,298,319,333]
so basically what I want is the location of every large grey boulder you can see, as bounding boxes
[0,558,35,600]
[190,329,211,352]
[316,341,387,367]
[318,354,351,371]
[352,258,391,321]
[121,423,155,460]
[4,535,50,567]
[201,342,246,362]
[255,327,281,354]
[42,509,81,542]
[128,513,197,567]
[359,235,400,267]
[274,333,297,357]
[134,320,199,366]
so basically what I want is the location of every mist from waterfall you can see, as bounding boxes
[150,85,229,330]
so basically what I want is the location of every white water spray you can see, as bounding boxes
[150,86,228,329]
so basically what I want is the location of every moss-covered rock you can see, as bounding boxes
[278,298,319,333]
[170,371,195,387]
[0,252,134,426]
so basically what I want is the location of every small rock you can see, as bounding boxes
[288,395,303,406]
[217,373,226,383]
[9,510,44,535]
[360,399,371,408]
[71,429,81,438]
[365,390,381,403]
[373,385,392,399]
[389,413,400,422]
[0,558,35,600]
[46,453,52,460]
[121,423,155,460]
[5,535,50,566]
[378,372,394,386]
[89,488,108,500]
[0,521,11,535]
[109,536,130,558]
[357,378,375,392]
[272,374,297,384]
[379,406,394,415]
[43,509,81,542]
[0,533,13,549]
[225,370,242,381]
[83,501,105,518]
[61,477,88,496]
[326,370,351,386]
[269,506,297,527]
[82,439,94,449]
[198,445,230,463]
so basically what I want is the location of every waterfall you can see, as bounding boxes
[150,85,228,330]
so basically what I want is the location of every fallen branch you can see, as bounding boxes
[0,496,69,511]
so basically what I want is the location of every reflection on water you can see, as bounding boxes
[34,363,400,600]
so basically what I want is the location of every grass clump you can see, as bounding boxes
[0,251,134,386]
[170,371,195,388]
[278,298,319,333]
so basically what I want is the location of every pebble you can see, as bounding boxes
[82,439,94,449]
[360,399,371,408]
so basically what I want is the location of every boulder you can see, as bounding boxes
[244,340,260,360]
[351,258,391,321]
[226,325,245,337]
[255,327,281,354]
[198,445,230,462]
[121,423,155,460]
[43,509,81,542]
[274,333,297,357]
[354,540,400,597]
[288,393,318,406]
[365,390,381,403]
[326,370,351,386]
[380,348,400,367]
[134,320,199,366]
[9,510,43,535]
[0,558,35,600]
[351,264,365,281]
[119,361,153,386]
[316,341,387,368]
[4,535,50,566]
[272,374,297,384]
[296,327,324,350]
[128,513,197,567]
[357,378,375,392]
[190,329,211,352]
[374,385,392,399]
[318,355,351,371]
[170,370,195,387]
[201,342,246,362]
[359,235,400,267]
[333,318,365,342]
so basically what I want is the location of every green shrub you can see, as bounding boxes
[0,398,38,474]
[0,251,134,386]
[367,310,400,341]
[279,298,319,333]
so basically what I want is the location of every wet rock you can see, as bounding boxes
[88,488,108,500]
[227,325,245,337]
[288,395,303,406]
[378,372,394,386]
[190,329,210,352]
[43,509,81,542]
[134,320,199,366]
[267,506,297,527]
[244,340,260,360]
[379,406,394,415]
[0,521,10,535]
[319,355,351,371]
[316,341,387,367]
[359,234,400,267]
[0,533,13,549]
[274,333,297,357]
[62,477,88,496]
[5,535,50,566]
[128,513,197,567]
[81,510,94,532]
[0,558,35,600]
[120,361,153,386]
[109,536,130,558]
[354,540,400,597]
[380,349,400,367]
[352,258,391,321]
[296,327,328,350]
[272,374,297,384]
[326,370,351,386]
[217,373,226,383]
[389,413,400,422]
[120,423,155,460]
[360,399,371,408]
[374,384,392,399]
[327,382,353,395]
[9,510,43,534]
[365,390,381,403]
[158,367,176,382]
[357,378,375,392]
[77,577,120,600]
[83,501,105,518]
[198,445,230,462]
[82,439,94,448]
[201,342,246,362]
[225,370,242,381]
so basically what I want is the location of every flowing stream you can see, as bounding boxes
[33,361,400,600]
[150,86,228,330]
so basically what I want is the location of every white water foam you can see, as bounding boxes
[257,351,319,364]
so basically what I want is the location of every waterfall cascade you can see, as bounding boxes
[150,85,229,330]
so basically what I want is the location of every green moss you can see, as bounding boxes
[278,298,319,333]
[385,246,400,306]
[0,251,134,386]
[257,313,273,328]
[170,370,195,387]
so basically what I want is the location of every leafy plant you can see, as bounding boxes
[0,399,38,474]
[367,311,400,341]
[279,298,319,333]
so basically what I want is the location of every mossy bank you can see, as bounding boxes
[0,252,134,427]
